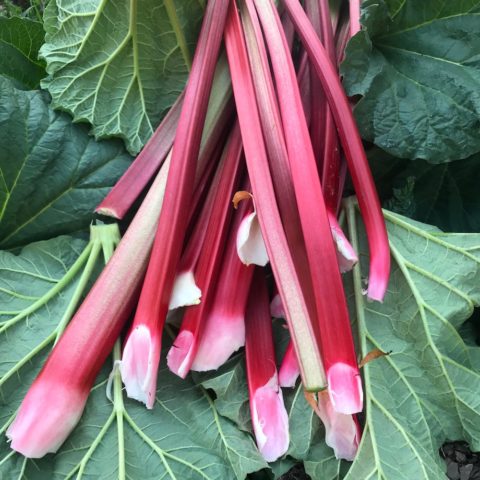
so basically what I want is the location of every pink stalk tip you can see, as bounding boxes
[120,325,159,409]
[317,392,360,461]
[329,216,358,273]
[327,363,363,414]
[191,313,245,371]
[367,273,389,302]
[236,211,269,266]
[7,381,87,458]
[278,341,300,388]
[166,330,195,379]
[251,375,290,462]
[270,293,286,319]
[169,270,202,310]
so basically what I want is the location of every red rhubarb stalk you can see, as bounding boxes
[251,0,362,413]
[166,124,243,378]
[241,2,320,326]
[283,0,390,301]
[120,0,229,408]
[245,269,289,462]
[7,157,171,458]
[304,0,326,166]
[191,191,254,371]
[224,1,325,391]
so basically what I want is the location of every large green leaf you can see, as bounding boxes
[341,0,480,162]
[0,17,46,89]
[367,146,480,232]
[40,0,204,154]
[0,76,132,249]
[342,203,480,479]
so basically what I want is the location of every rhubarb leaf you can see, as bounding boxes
[0,76,132,249]
[40,0,204,154]
[372,150,480,233]
[304,434,349,480]
[341,0,480,162]
[344,203,480,479]
[0,17,46,89]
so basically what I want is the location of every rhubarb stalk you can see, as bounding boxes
[120,0,229,408]
[283,0,390,302]
[7,158,170,457]
[245,269,289,462]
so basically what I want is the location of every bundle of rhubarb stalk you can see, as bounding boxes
[7,0,390,464]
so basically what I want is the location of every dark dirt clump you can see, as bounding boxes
[442,442,480,480]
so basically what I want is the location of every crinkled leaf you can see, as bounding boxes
[194,355,252,432]
[341,0,480,162]
[343,204,480,479]
[0,17,46,89]
[40,0,204,153]
[372,148,480,233]
[0,76,132,249]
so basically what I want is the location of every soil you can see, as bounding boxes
[441,442,480,480]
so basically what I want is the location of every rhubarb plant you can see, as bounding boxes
[3,0,480,478]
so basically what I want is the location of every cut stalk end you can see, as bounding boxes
[251,376,290,462]
[7,381,87,458]
[166,330,195,379]
[120,325,159,409]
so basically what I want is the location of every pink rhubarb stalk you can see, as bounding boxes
[7,157,171,458]
[225,0,325,391]
[251,0,362,413]
[283,0,390,301]
[166,125,243,378]
[191,194,254,371]
[245,269,289,462]
[349,0,361,37]
[120,0,229,408]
